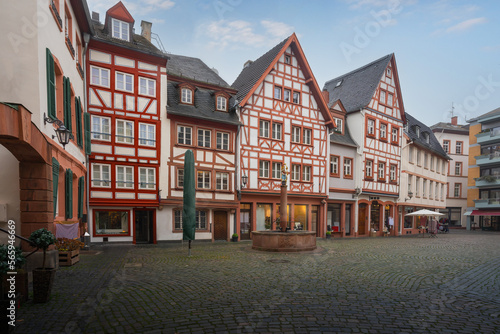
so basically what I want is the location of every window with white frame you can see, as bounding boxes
[116,166,133,188]
[429,181,434,199]
[174,209,208,230]
[380,90,386,104]
[139,123,155,146]
[435,183,439,199]
[283,89,291,102]
[116,119,134,144]
[303,166,311,182]
[366,160,373,178]
[442,161,446,174]
[272,122,282,140]
[177,125,192,145]
[416,149,421,165]
[334,118,343,133]
[216,172,229,190]
[390,164,397,182]
[367,119,375,136]
[216,96,227,111]
[441,184,445,200]
[197,171,211,189]
[424,153,428,168]
[272,162,282,179]
[259,120,270,138]
[177,168,184,188]
[112,18,129,41]
[292,126,301,143]
[455,162,462,176]
[291,164,300,181]
[456,141,462,154]
[139,77,155,97]
[216,132,229,150]
[91,66,110,87]
[92,115,110,141]
[423,179,427,197]
[139,167,155,189]
[92,164,110,187]
[378,162,385,180]
[198,129,211,148]
[380,123,387,140]
[293,91,300,104]
[259,160,269,178]
[408,175,412,195]
[415,177,420,197]
[409,146,414,163]
[391,127,399,143]
[431,156,435,170]
[303,128,312,145]
[387,93,393,106]
[443,140,450,153]
[116,71,133,92]
[344,158,352,177]
[181,88,193,104]
[330,156,339,175]
[274,86,282,99]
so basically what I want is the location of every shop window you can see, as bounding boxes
[94,210,130,236]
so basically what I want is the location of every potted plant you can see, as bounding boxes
[55,238,84,266]
[326,231,332,239]
[231,233,238,242]
[29,228,56,303]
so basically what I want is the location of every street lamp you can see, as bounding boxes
[44,113,74,149]
[241,174,248,188]
[405,191,414,201]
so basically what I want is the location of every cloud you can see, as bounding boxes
[86,0,174,19]
[445,17,487,33]
[345,0,416,10]
[261,20,295,38]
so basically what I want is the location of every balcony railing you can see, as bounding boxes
[475,152,500,166]
[474,175,500,187]
[473,198,500,208]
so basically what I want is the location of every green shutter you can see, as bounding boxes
[84,112,91,155]
[77,176,84,218]
[46,48,56,120]
[75,97,82,147]
[65,168,73,219]
[52,158,59,218]
[63,77,72,132]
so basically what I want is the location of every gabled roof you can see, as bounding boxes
[323,54,405,122]
[232,33,334,128]
[405,113,450,160]
[167,54,232,89]
[430,122,469,134]
[468,107,500,123]
[105,1,134,23]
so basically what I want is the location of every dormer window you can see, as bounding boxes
[414,125,420,138]
[112,18,129,41]
[423,132,430,144]
[181,87,193,104]
[334,118,343,133]
[216,95,227,111]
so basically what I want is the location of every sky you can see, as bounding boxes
[86,0,500,127]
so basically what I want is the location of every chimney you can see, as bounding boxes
[451,116,458,125]
[322,90,329,103]
[141,20,152,42]
[91,11,100,22]
[244,60,253,68]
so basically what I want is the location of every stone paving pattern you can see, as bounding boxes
[13,230,500,333]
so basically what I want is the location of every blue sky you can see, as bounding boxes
[87,0,500,126]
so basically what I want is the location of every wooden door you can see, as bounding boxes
[358,205,366,235]
[214,211,228,240]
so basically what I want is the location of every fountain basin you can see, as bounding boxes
[251,231,317,252]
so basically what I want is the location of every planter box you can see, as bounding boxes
[59,250,80,267]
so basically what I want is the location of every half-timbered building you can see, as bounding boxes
[158,54,239,241]
[86,2,168,243]
[323,54,405,237]
[232,34,335,239]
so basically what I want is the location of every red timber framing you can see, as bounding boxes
[236,34,334,239]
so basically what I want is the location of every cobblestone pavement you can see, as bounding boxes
[13,230,500,333]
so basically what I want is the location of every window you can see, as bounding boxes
[456,141,463,154]
[423,179,427,198]
[424,153,428,168]
[283,89,291,102]
[139,77,155,97]
[198,129,211,148]
[344,158,352,177]
[380,90,386,104]
[365,160,373,179]
[181,88,193,104]
[116,72,133,92]
[112,18,129,41]
[65,169,73,219]
[216,172,229,190]
[441,184,445,200]
[177,125,192,145]
[197,171,211,189]
[380,123,387,140]
[334,118,343,133]
[293,92,300,104]
[116,166,133,189]
[90,66,110,87]
[272,122,282,140]
[177,168,184,188]
[386,67,392,77]
[378,162,385,180]
[139,167,155,189]
[75,97,83,147]
[423,132,430,144]
[408,175,412,196]
[435,182,439,200]
[387,93,393,106]
[391,127,399,144]
[442,161,446,174]
[77,176,84,219]
[367,119,375,136]
[409,146,414,163]
[216,132,229,150]
[415,126,420,138]
[216,96,227,111]
[139,123,155,146]
[330,156,339,176]
[94,210,129,236]
[416,149,421,166]
[292,126,301,143]
[284,55,291,64]
[259,120,270,138]
[415,177,420,197]
[454,183,461,197]
[46,49,56,120]
[303,166,311,182]
[455,162,462,176]
[92,115,111,141]
[303,129,312,145]
[436,160,441,174]
[174,210,208,230]
[429,181,434,199]
[116,119,134,144]
[443,140,450,153]
[274,86,282,99]
[430,156,435,171]
[291,164,300,181]
[62,77,73,132]
[259,161,269,178]
[272,162,282,179]
[390,164,397,182]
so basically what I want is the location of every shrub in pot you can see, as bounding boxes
[326,231,332,239]
[29,228,56,303]
[231,233,238,242]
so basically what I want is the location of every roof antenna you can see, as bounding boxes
[450,102,454,120]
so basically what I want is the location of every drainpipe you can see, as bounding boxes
[83,33,90,240]
[234,102,241,236]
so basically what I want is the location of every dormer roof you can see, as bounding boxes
[105,1,134,24]
[405,113,450,160]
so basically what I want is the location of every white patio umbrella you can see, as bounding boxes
[405,209,445,217]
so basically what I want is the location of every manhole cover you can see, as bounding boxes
[267,259,290,263]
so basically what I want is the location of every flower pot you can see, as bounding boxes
[326,234,331,239]
[231,236,238,242]
[59,249,80,266]
[32,268,56,303]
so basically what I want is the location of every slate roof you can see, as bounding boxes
[323,54,393,113]
[91,20,167,59]
[167,54,231,88]
[429,122,469,133]
[232,36,289,102]
[330,126,358,148]
[468,107,500,122]
[405,113,449,159]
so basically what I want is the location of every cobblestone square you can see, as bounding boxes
[14,231,500,333]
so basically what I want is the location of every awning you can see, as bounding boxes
[471,210,500,216]
[464,211,473,216]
